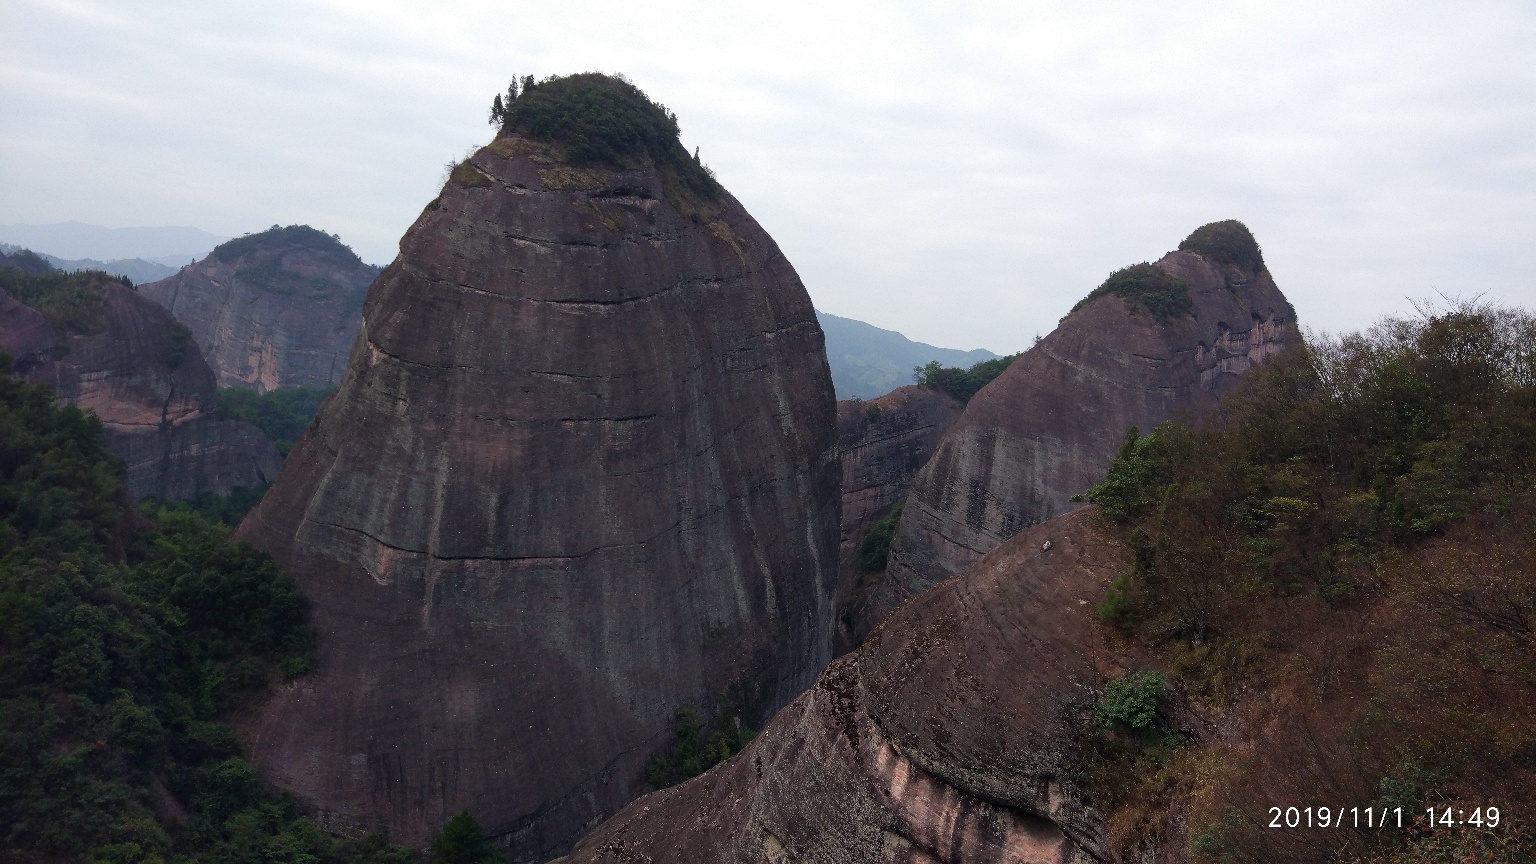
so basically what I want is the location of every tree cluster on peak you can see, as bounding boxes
[487,72,720,201]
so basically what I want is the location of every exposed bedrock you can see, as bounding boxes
[556,508,1123,864]
[236,128,840,857]
[866,231,1299,642]
[834,385,962,654]
[141,225,379,392]
[1,276,281,499]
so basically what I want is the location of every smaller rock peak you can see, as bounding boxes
[1177,219,1265,275]
[211,224,367,268]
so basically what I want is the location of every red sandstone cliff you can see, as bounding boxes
[141,225,378,392]
[0,269,281,499]
[863,224,1299,642]
[236,75,840,859]
[555,508,1123,864]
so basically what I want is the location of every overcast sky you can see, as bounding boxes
[2,1,1532,352]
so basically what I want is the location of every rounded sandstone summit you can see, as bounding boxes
[239,73,839,858]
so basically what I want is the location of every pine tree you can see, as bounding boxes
[430,812,499,864]
[488,92,505,126]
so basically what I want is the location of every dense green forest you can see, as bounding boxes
[0,360,417,863]
[218,388,332,457]
[1077,303,1535,862]
[913,353,1021,403]
[0,266,114,335]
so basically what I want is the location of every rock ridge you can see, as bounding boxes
[555,508,1123,864]
[866,227,1299,637]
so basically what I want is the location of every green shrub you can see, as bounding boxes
[1072,263,1192,320]
[1077,424,1191,523]
[1178,219,1265,273]
[1096,670,1166,729]
[855,500,904,573]
[1098,574,1134,622]
[646,706,754,789]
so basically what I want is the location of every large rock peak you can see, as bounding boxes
[140,224,379,392]
[863,221,1299,639]
[237,74,840,858]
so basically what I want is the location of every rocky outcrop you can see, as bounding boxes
[140,225,379,392]
[555,508,1124,864]
[833,385,962,653]
[863,224,1298,640]
[236,74,839,859]
[0,270,281,499]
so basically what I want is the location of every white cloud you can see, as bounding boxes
[2,0,1532,351]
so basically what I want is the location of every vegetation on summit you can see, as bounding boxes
[211,225,366,268]
[0,265,116,335]
[487,72,721,202]
[912,352,1022,403]
[1071,262,1193,320]
[1178,219,1266,273]
[1074,302,1536,862]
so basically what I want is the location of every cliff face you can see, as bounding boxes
[834,385,962,653]
[140,226,379,392]
[0,271,281,499]
[236,78,839,859]
[555,508,1122,864]
[865,229,1298,639]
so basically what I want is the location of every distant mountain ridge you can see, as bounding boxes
[0,221,229,262]
[816,310,1000,400]
[0,243,178,284]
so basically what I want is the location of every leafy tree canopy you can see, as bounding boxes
[913,353,1022,403]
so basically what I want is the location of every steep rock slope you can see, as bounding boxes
[556,508,1122,864]
[141,225,379,392]
[834,385,962,653]
[0,268,281,499]
[237,74,839,858]
[868,223,1298,639]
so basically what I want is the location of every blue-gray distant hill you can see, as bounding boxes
[0,221,228,263]
[816,310,1000,400]
[0,244,178,284]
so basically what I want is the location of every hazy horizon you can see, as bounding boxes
[3,1,1532,353]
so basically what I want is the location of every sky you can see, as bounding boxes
[2,1,1533,353]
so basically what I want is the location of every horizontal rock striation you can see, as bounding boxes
[867,227,1299,639]
[236,82,839,860]
[1,273,281,499]
[834,385,962,654]
[555,508,1123,864]
[141,225,379,392]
